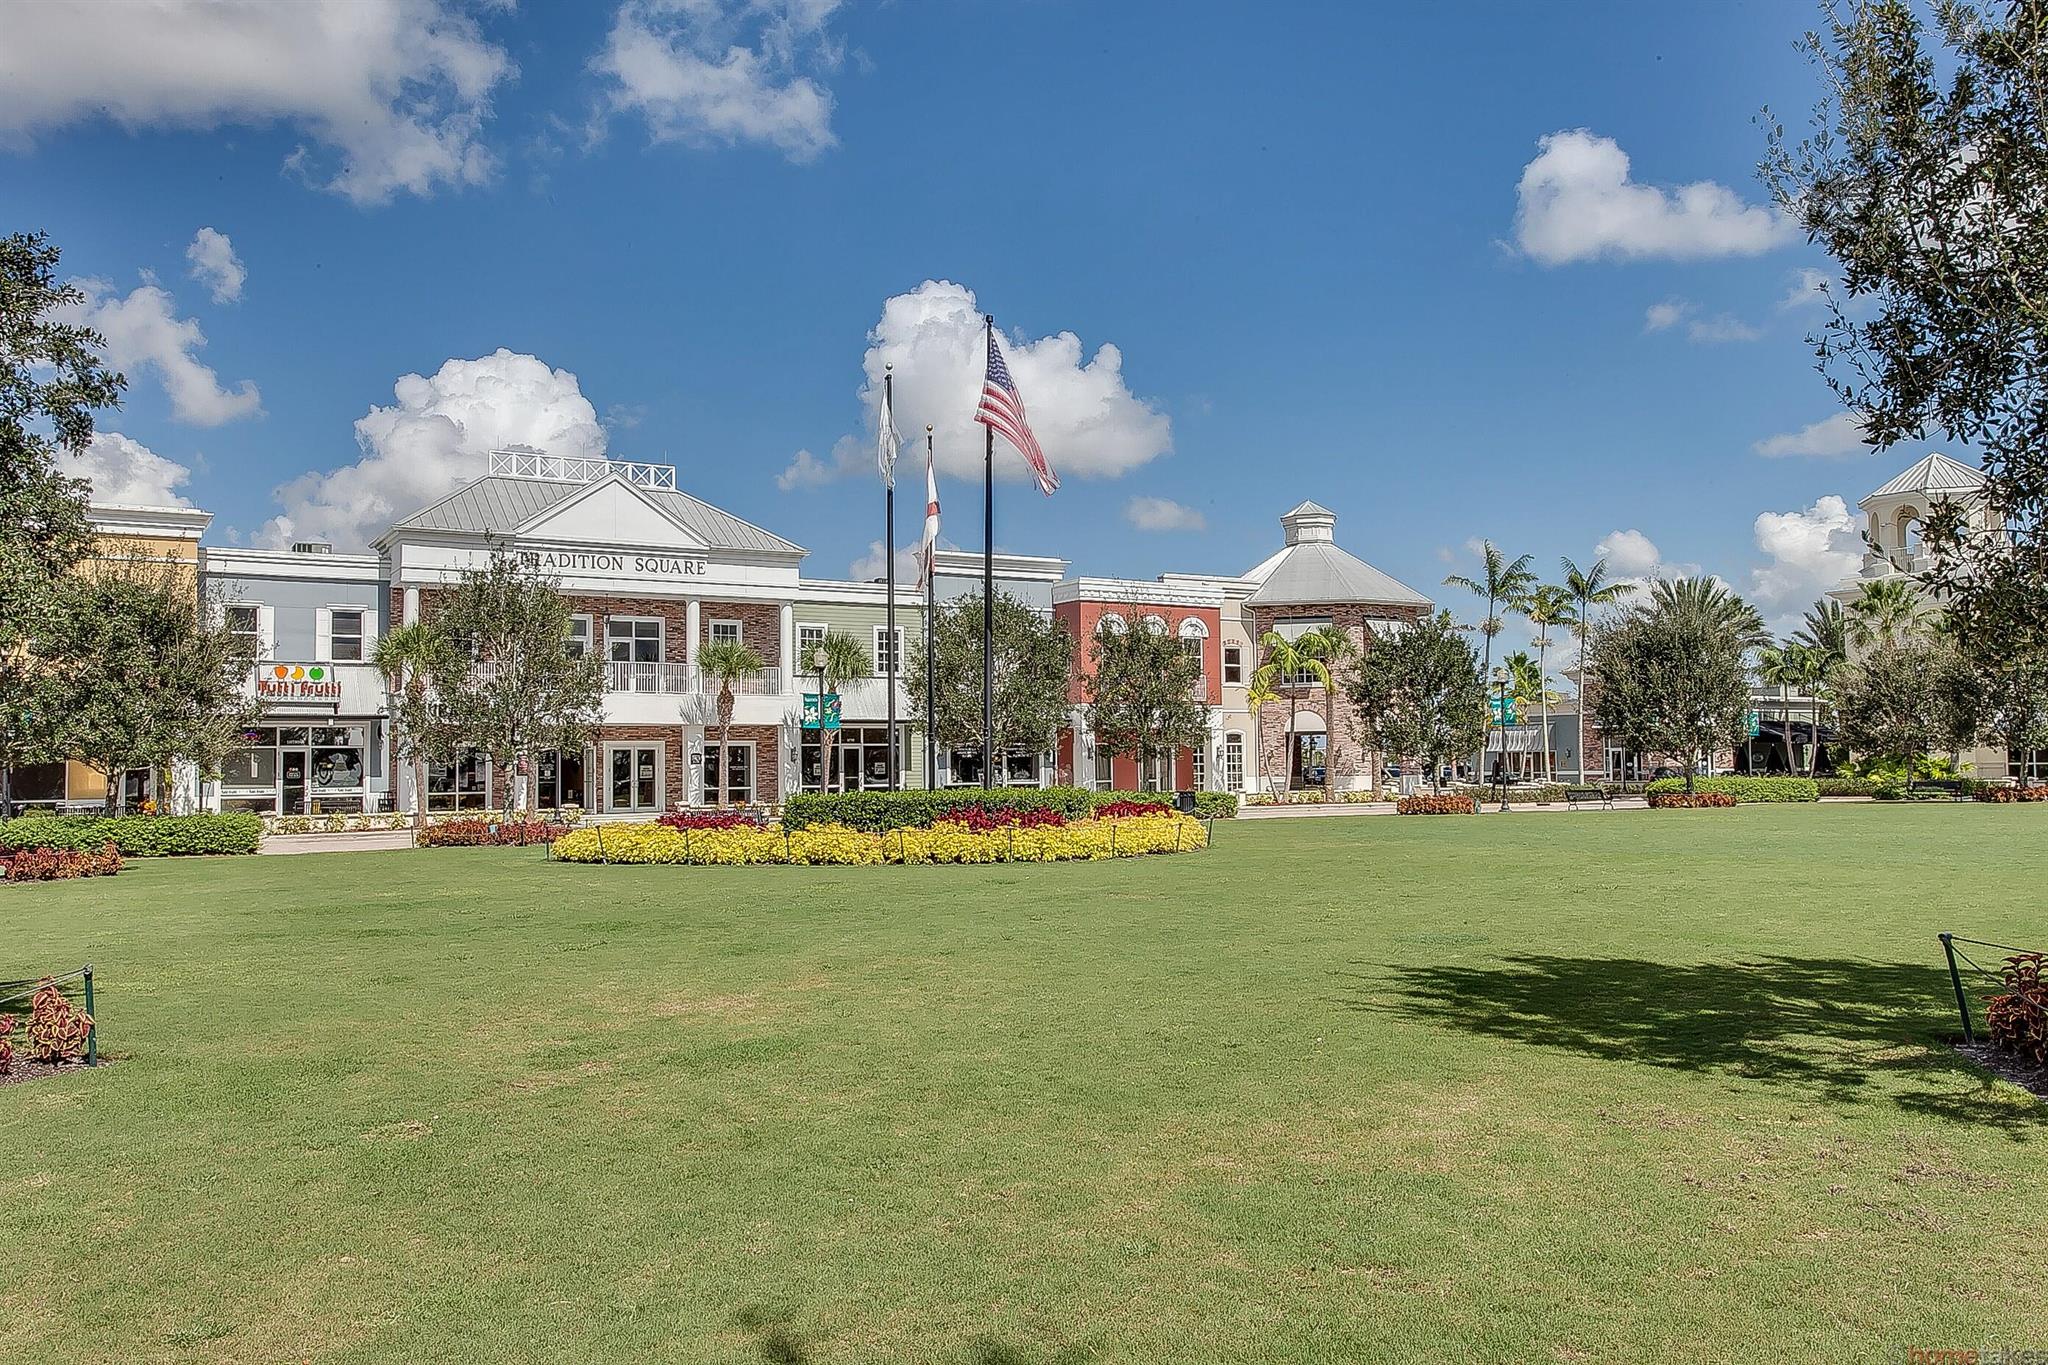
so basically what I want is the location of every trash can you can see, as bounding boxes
[1175,790,1198,815]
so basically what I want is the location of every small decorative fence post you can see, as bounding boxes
[1940,932,1976,1043]
[82,964,97,1067]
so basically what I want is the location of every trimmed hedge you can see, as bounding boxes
[1647,791,1737,809]
[780,787,1235,832]
[1397,793,1475,815]
[2,842,123,880]
[0,812,262,856]
[1643,776,1819,804]
[416,818,569,847]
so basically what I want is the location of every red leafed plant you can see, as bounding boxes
[1,842,123,881]
[1977,785,2048,803]
[935,805,1068,832]
[1089,800,1167,821]
[25,979,92,1066]
[657,810,766,830]
[0,1016,13,1075]
[1988,953,2047,1066]
[416,819,569,847]
[1647,791,1737,809]
[1396,793,1476,815]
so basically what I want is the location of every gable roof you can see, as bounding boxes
[1243,540,1432,609]
[1864,452,1986,504]
[389,474,804,555]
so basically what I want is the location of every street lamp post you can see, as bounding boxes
[1490,664,1510,813]
[811,644,829,794]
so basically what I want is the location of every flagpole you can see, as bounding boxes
[883,367,898,792]
[982,316,996,791]
[924,425,937,791]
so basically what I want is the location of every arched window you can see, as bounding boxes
[1177,617,1210,640]
[1141,613,1168,634]
[1096,614,1128,635]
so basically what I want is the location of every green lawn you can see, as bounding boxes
[2,807,2044,1362]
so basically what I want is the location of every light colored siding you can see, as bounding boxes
[793,598,926,788]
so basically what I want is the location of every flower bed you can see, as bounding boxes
[1977,786,2048,803]
[415,819,570,847]
[1646,791,1737,809]
[656,810,767,830]
[551,812,1209,865]
[1,843,123,881]
[1396,793,1475,815]
[781,787,1234,832]
[265,807,586,835]
[0,812,260,856]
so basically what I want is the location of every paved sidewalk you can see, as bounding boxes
[1240,796,1650,819]
[259,830,417,855]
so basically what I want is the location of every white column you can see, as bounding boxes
[402,584,420,626]
[684,598,700,664]
[778,603,795,685]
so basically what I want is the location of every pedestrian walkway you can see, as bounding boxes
[259,830,416,855]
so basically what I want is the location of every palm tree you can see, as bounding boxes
[372,622,457,829]
[1792,597,1849,664]
[1847,577,1930,651]
[1559,555,1633,782]
[1295,623,1353,801]
[1254,630,1331,794]
[1754,643,1798,773]
[1501,650,1551,781]
[1525,584,1577,782]
[1444,542,1536,701]
[1784,641,1829,777]
[802,629,872,793]
[1647,577,1770,652]
[1243,674,1279,796]
[696,638,765,808]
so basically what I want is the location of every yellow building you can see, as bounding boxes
[3,501,213,813]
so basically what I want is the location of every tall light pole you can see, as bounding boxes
[812,644,829,794]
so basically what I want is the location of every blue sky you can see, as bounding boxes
[4,0,1914,638]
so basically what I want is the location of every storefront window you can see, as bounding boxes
[800,725,905,793]
[536,749,585,809]
[428,751,491,811]
[223,724,370,814]
[3,762,66,808]
[703,744,754,805]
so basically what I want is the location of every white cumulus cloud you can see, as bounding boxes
[55,431,195,507]
[1594,528,1664,578]
[1515,129,1794,265]
[1644,299,1689,332]
[1778,267,1831,311]
[185,228,245,303]
[1686,314,1761,344]
[1749,495,1863,625]
[1124,496,1206,532]
[847,538,923,584]
[61,279,262,426]
[1753,411,1872,459]
[0,0,513,205]
[595,0,839,161]
[262,349,607,550]
[782,279,1172,493]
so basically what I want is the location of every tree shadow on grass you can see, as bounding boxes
[1341,954,2045,1134]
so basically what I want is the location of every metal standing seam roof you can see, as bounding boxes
[390,475,805,554]
[1243,541,1433,609]
[1864,452,1986,503]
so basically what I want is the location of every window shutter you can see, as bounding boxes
[257,605,276,661]
[315,608,332,663]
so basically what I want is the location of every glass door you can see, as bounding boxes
[280,749,310,815]
[608,745,661,813]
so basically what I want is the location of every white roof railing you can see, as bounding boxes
[488,448,677,490]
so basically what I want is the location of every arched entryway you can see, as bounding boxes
[1289,710,1327,791]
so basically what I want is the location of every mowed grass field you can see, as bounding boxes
[1,806,2043,1363]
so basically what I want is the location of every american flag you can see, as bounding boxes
[976,324,1058,495]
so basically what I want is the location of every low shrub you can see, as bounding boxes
[1397,793,1475,815]
[1813,777,1877,797]
[25,979,92,1065]
[1975,785,2048,803]
[1647,791,1737,809]
[1450,784,1571,805]
[0,1016,11,1074]
[1643,776,1819,804]
[781,787,1232,832]
[2,842,123,881]
[552,813,1209,865]
[0,812,261,856]
[1988,952,2046,1065]
[416,818,569,847]
[657,810,766,830]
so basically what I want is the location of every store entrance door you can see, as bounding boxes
[280,749,310,815]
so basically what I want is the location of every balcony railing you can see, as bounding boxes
[469,660,782,696]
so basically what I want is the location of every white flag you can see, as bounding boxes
[919,437,940,588]
[877,373,901,488]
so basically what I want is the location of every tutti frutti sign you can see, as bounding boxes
[256,663,343,702]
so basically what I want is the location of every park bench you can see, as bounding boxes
[1912,779,1969,801]
[1564,787,1612,810]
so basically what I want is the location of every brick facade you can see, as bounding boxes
[1246,600,1429,792]
[565,593,691,662]
[699,600,783,666]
